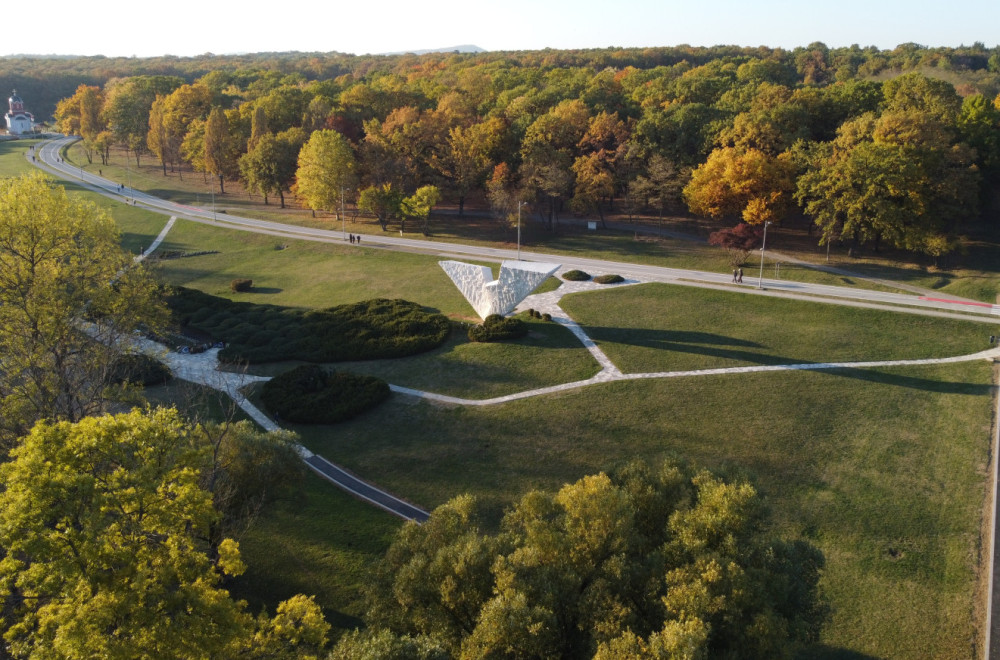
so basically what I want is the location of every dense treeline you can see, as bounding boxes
[33,42,1000,257]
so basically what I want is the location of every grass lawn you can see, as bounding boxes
[290,361,993,659]
[227,471,401,632]
[561,282,999,373]
[246,314,600,399]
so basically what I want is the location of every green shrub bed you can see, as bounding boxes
[261,364,389,424]
[109,353,172,386]
[593,274,625,284]
[468,314,528,342]
[166,288,450,364]
[561,269,591,281]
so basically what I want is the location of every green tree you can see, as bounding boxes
[0,408,329,659]
[102,76,183,166]
[355,461,826,660]
[357,183,405,231]
[401,185,441,235]
[0,174,165,446]
[796,111,978,257]
[294,129,358,219]
[239,128,306,208]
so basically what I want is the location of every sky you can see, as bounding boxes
[5,0,999,58]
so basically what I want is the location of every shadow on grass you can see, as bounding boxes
[249,287,283,294]
[824,367,995,395]
[586,326,763,350]
[798,645,881,660]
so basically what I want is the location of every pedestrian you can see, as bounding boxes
[99,169,102,176]
[356,235,361,244]
[349,234,354,244]
[737,267,743,283]
[732,268,738,283]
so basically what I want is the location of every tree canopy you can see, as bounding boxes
[349,460,826,660]
[0,173,165,448]
[0,408,328,659]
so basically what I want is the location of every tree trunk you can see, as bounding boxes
[161,160,167,176]
[458,195,465,217]
[278,190,285,209]
[218,174,225,194]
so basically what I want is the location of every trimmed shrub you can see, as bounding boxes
[166,288,451,364]
[231,279,253,293]
[542,313,552,322]
[468,314,528,342]
[261,364,390,424]
[593,274,625,284]
[109,353,172,386]
[562,269,591,281]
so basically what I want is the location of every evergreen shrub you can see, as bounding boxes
[468,314,528,342]
[260,364,390,424]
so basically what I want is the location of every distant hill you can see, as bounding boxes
[380,44,485,56]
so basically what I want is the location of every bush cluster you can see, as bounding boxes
[468,314,528,342]
[524,309,553,322]
[166,288,450,364]
[109,353,172,386]
[231,279,253,293]
[260,364,390,424]
[561,269,591,281]
[593,274,625,284]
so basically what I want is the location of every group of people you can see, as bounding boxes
[732,267,744,283]
[349,234,361,244]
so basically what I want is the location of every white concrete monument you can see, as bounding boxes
[440,259,561,320]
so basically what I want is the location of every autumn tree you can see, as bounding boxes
[0,174,165,447]
[0,408,329,658]
[709,222,763,267]
[294,129,358,218]
[683,147,796,225]
[103,75,183,166]
[431,117,504,216]
[204,107,242,193]
[351,460,825,659]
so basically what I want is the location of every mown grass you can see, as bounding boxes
[291,361,994,659]
[561,282,998,373]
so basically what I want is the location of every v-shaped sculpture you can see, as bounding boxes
[440,260,561,320]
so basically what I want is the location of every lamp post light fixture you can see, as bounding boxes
[757,221,772,290]
[517,201,527,261]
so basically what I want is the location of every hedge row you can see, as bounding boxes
[261,364,389,424]
[562,269,591,281]
[468,314,528,342]
[593,274,625,284]
[166,288,450,364]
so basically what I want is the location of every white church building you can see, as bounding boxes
[5,90,34,135]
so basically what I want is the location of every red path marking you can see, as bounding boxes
[919,296,994,308]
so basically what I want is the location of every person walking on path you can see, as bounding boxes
[733,268,738,283]
[737,268,743,283]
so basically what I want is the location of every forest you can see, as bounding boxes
[10,42,996,259]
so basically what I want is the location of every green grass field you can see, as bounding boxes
[8,138,999,657]
[288,361,993,659]
[561,282,997,373]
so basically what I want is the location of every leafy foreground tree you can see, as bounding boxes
[0,408,330,659]
[344,461,826,660]
[0,173,165,449]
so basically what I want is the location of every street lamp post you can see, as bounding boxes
[757,221,772,290]
[517,201,527,261]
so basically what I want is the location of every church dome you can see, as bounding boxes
[8,90,24,112]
